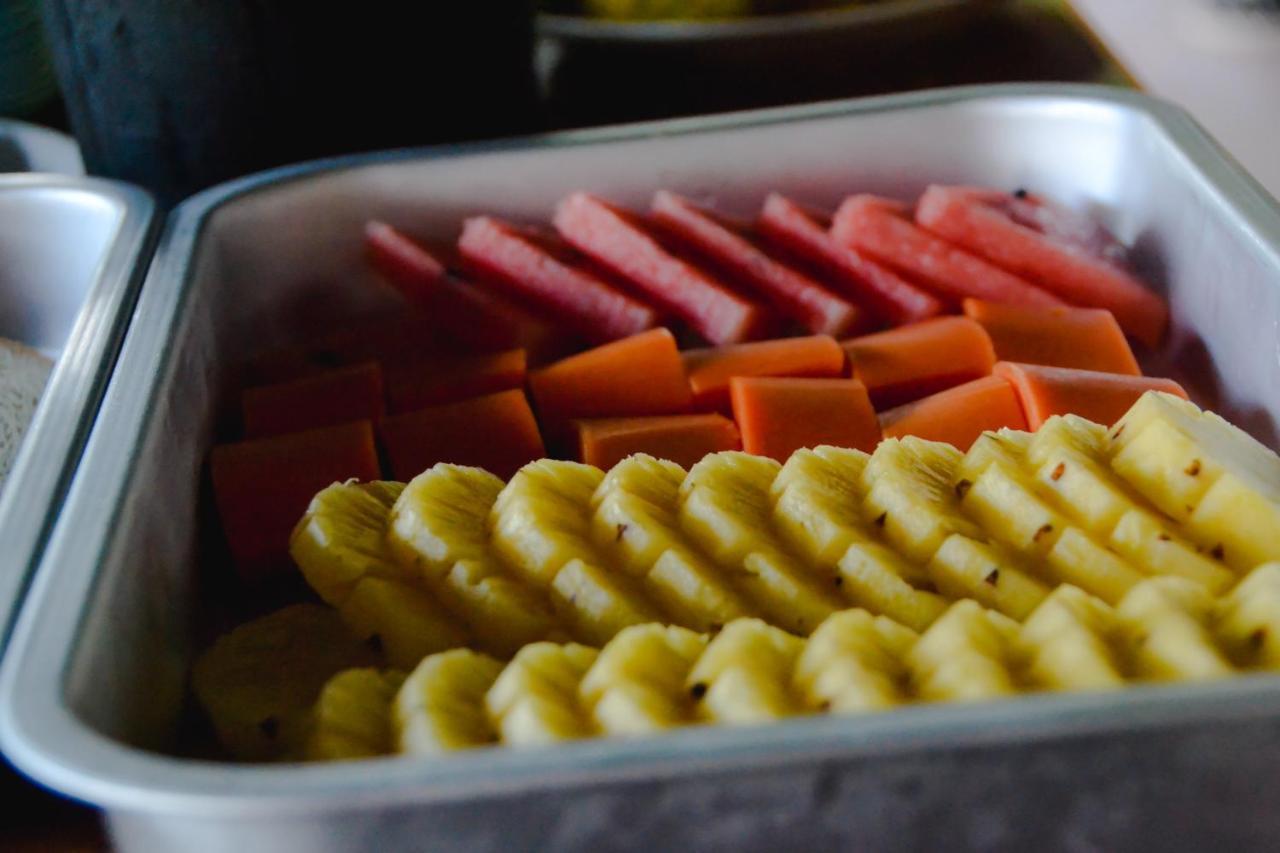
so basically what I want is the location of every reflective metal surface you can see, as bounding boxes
[2,85,1279,852]
[0,175,154,660]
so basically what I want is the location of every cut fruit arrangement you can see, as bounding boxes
[193,390,1280,762]
[192,181,1280,765]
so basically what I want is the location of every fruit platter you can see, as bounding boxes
[3,86,1280,850]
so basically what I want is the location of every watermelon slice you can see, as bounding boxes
[649,190,864,337]
[457,216,660,344]
[365,221,573,363]
[916,185,1168,347]
[553,192,771,345]
[756,193,942,327]
[830,195,1063,310]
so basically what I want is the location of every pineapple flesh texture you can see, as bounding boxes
[927,535,1049,620]
[861,438,985,565]
[795,610,915,713]
[591,455,752,632]
[680,452,841,633]
[494,460,663,645]
[774,447,946,632]
[1031,416,1235,592]
[1214,563,1280,669]
[957,432,1145,605]
[1110,392,1280,570]
[339,576,470,670]
[436,558,560,658]
[579,624,707,735]
[396,649,504,755]
[1116,577,1234,682]
[307,668,405,761]
[686,619,805,724]
[388,464,504,580]
[290,480,409,606]
[486,642,599,746]
[1019,585,1125,691]
[909,600,1022,702]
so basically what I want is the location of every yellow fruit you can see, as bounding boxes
[1109,393,1280,570]
[909,600,1021,702]
[679,452,782,565]
[686,619,805,724]
[388,464,504,579]
[927,535,1049,620]
[192,604,379,761]
[644,547,753,633]
[1214,563,1280,668]
[1020,586,1124,691]
[836,542,947,632]
[486,642,599,746]
[579,624,706,735]
[338,576,470,670]
[491,460,607,586]
[862,438,984,564]
[1116,577,1234,682]
[1109,509,1234,593]
[550,559,662,647]
[771,446,872,567]
[435,558,558,658]
[795,610,914,713]
[290,480,409,606]
[396,649,503,755]
[306,668,405,761]
[1042,527,1144,606]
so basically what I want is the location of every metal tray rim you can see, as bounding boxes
[3,83,1280,817]
[0,173,155,659]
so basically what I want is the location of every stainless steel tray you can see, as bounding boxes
[0,174,154,659]
[3,85,1280,852]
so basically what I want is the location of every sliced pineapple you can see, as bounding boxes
[549,559,663,647]
[490,459,608,586]
[579,624,706,735]
[686,619,805,724]
[436,558,559,658]
[771,446,873,567]
[307,668,406,761]
[836,542,948,632]
[1019,585,1124,691]
[486,642,599,746]
[1029,416,1235,592]
[192,604,380,761]
[338,576,470,670]
[735,548,841,635]
[795,609,914,713]
[1109,392,1280,569]
[909,600,1021,702]
[388,464,504,580]
[955,429,1033,484]
[396,648,504,755]
[1116,577,1234,682]
[592,453,686,514]
[645,547,753,633]
[861,438,985,565]
[927,535,1049,620]
[290,480,409,606]
[1215,563,1280,669]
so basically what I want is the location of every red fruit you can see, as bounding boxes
[916,186,1167,347]
[994,362,1188,430]
[553,193,770,345]
[458,216,660,344]
[649,190,864,337]
[756,193,943,327]
[830,195,1063,310]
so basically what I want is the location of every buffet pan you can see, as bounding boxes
[0,174,154,658]
[3,84,1280,852]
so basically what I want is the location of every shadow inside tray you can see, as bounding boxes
[541,4,1121,129]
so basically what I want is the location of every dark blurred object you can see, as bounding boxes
[2,759,105,851]
[0,0,60,119]
[540,0,1132,127]
[38,1,538,205]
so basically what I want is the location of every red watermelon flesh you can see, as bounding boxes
[650,190,864,338]
[365,221,573,362]
[915,185,1167,347]
[553,192,772,345]
[458,216,660,344]
[830,194,1064,310]
[756,193,943,327]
